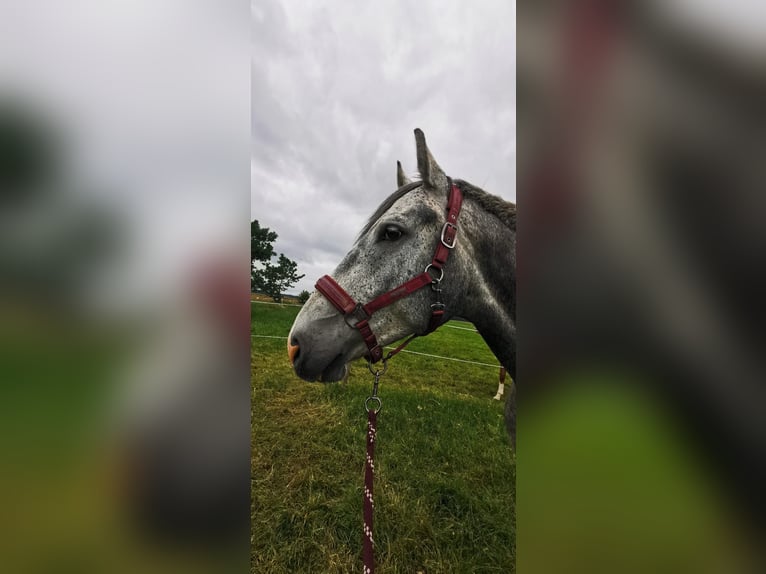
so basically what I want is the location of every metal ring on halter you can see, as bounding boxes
[424,263,444,283]
[365,396,382,413]
[367,357,388,376]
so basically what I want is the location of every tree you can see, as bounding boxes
[251,220,305,302]
[297,290,310,304]
[251,220,277,265]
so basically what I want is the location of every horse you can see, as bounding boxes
[287,129,516,441]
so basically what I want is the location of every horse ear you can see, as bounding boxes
[396,160,411,187]
[414,128,447,189]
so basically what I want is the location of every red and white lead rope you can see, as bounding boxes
[362,406,377,574]
[362,363,383,574]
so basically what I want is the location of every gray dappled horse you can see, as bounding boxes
[288,129,516,440]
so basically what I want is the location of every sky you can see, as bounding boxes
[251,0,516,294]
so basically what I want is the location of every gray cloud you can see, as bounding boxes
[252,0,516,293]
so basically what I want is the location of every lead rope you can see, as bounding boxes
[360,264,445,572]
[362,360,384,574]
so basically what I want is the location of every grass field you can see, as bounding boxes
[251,302,515,573]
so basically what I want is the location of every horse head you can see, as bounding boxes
[288,129,516,385]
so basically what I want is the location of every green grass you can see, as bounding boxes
[251,302,515,573]
[517,378,742,574]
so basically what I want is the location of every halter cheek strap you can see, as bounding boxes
[316,180,464,363]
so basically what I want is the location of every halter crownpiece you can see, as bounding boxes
[316,179,464,363]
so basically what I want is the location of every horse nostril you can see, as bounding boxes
[287,336,300,365]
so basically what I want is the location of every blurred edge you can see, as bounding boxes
[0,2,249,573]
[518,1,765,573]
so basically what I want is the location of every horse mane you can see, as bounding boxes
[358,179,516,239]
[455,179,516,231]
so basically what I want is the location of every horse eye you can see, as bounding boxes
[382,225,403,241]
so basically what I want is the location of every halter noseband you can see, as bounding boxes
[315,179,464,363]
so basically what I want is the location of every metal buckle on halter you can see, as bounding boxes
[440,222,458,249]
[344,304,370,328]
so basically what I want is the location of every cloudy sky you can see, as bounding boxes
[252,1,516,294]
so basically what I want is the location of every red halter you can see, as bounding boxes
[315,180,464,363]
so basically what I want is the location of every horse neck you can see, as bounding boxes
[448,197,516,375]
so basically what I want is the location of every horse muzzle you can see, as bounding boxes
[287,337,300,365]
[287,324,351,383]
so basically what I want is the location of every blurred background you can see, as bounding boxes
[0,1,249,572]
[518,0,765,572]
